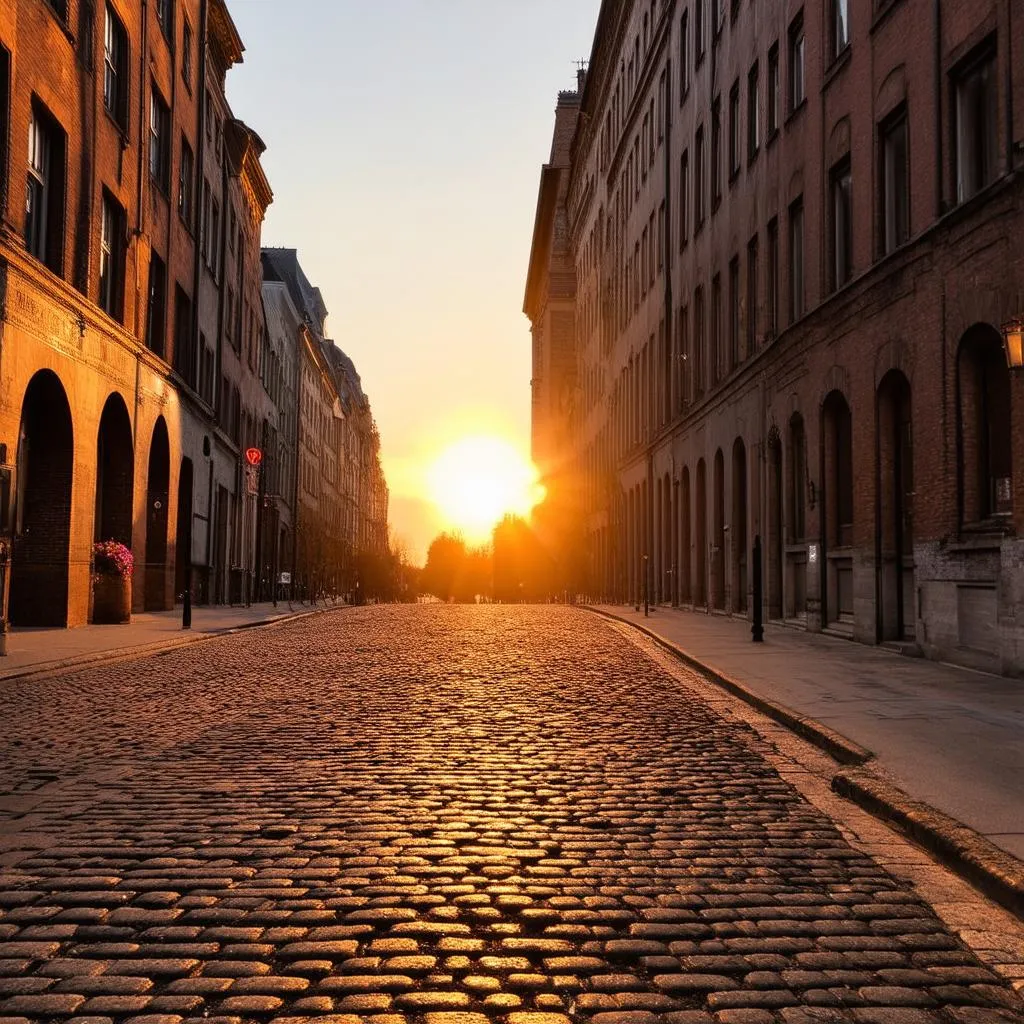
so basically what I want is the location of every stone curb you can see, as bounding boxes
[833,769,1024,921]
[585,605,874,766]
[0,606,326,683]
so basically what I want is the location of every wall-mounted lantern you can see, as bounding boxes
[1001,317,1024,371]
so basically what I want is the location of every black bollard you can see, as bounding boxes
[182,588,192,630]
[751,534,764,642]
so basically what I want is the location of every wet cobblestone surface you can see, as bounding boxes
[0,605,1021,1024]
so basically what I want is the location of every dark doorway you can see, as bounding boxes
[174,457,194,600]
[877,370,914,641]
[712,448,725,610]
[144,418,171,610]
[9,371,74,626]
[822,390,855,626]
[731,437,748,613]
[94,393,134,547]
[680,466,691,604]
[695,459,708,606]
[767,434,784,620]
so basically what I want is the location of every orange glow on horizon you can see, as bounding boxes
[427,436,545,545]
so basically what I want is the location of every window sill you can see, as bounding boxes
[785,98,807,129]
[747,147,759,170]
[150,177,170,201]
[728,167,741,187]
[823,44,852,89]
[871,0,906,34]
[765,126,780,149]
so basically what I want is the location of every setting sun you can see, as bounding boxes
[427,436,544,543]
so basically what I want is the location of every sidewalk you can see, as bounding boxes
[596,604,1024,860]
[0,600,322,680]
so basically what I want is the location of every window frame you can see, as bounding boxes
[830,157,853,291]
[788,11,805,115]
[879,105,910,256]
[149,81,171,194]
[747,60,760,162]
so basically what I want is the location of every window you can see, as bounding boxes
[728,80,740,179]
[179,135,194,227]
[149,82,170,193]
[210,199,220,278]
[788,414,807,542]
[201,178,211,262]
[182,18,193,88]
[789,11,805,112]
[199,333,214,405]
[680,10,690,99]
[880,108,909,254]
[711,273,722,383]
[695,0,705,64]
[103,3,128,129]
[26,101,66,275]
[832,0,849,59]
[788,198,804,321]
[767,217,779,338]
[767,43,780,136]
[146,250,167,358]
[47,0,69,19]
[711,96,721,208]
[831,158,853,289]
[173,284,195,386]
[746,234,758,352]
[694,286,705,395]
[695,125,705,228]
[679,149,689,248]
[155,0,172,38]
[99,189,125,320]
[728,256,740,369]
[747,62,760,160]
[953,43,998,204]
[658,202,665,272]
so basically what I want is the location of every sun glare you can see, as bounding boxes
[427,436,544,543]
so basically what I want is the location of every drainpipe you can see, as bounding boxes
[192,0,208,387]
[934,0,943,218]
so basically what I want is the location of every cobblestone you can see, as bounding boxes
[0,606,1021,1024]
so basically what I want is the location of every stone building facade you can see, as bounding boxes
[530,0,1024,675]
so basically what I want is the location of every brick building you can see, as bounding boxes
[0,0,389,631]
[528,0,1024,675]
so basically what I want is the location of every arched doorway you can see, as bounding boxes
[731,437,748,614]
[712,448,725,610]
[655,476,663,603]
[767,431,784,620]
[695,458,708,606]
[144,418,171,610]
[680,466,692,604]
[9,371,74,626]
[876,371,914,642]
[822,390,854,627]
[174,457,194,601]
[94,394,134,548]
[786,412,808,620]
[665,473,675,605]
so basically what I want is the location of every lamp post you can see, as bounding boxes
[1001,317,1024,370]
[643,553,649,617]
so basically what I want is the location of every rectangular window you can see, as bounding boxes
[767,42,780,136]
[747,61,760,160]
[149,82,170,193]
[881,108,909,254]
[695,125,705,228]
[201,178,211,262]
[728,256,740,370]
[657,201,665,272]
[746,234,758,352]
[711,96,721,207]
[767,217,779,338]
[173,284,195,386]
[26,101,66,275]
[833,0,849,59]
[954,43,998,204]
[728,81,741,179]
[711,273,722,383]
[103,3,129,129]
[211,199,220,278]
[694,286,705,395]
[695,0,705,64]
[831,158,853,290]
[789,11,805,112]
[99,189,125,320]
[679,148,689,248]
[680,9,690,100]
[178,135,194,227]
[789,197,804,321]
[146,250,167,358]
[182,18,193,88]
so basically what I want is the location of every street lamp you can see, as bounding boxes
[1001,317,1024,370]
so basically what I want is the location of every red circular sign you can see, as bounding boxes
[245,447,263,467]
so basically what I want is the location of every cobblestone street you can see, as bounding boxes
[0,605,1022,1024]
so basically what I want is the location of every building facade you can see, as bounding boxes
[530,0,1024,675]
[0,0,390,633]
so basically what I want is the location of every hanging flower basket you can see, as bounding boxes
[92,541,133,624]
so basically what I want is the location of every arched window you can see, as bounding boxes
[957,324,1012,523]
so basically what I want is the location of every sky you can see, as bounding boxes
[226,0,601,563]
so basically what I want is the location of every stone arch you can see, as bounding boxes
[9,370,74,626]
[731,436,748,614]
[94,393,134,548]
[144,417,171,610]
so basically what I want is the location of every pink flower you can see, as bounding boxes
[93,540,134,579]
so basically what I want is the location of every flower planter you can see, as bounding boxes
[93,573,131,624]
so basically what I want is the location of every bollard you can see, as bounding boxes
[182,589,192,630]
[751,534,764,642]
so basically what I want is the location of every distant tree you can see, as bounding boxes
[492,514,552,601]
[421,532,493,602]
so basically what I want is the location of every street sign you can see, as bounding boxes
[245,447,263,466]
[279,571,292,585]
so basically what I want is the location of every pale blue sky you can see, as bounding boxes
[228,1,600,560]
